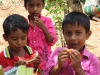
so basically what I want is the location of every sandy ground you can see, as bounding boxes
[0,6,100,59]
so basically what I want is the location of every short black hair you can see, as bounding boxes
[62,11,90,33]
[24,0,45,4]
[3,14,29,36]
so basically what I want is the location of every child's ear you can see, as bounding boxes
[86,30,92,40]
[24,4,27,10]
[3,34,8,41]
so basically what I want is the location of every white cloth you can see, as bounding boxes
[84,0,100,6]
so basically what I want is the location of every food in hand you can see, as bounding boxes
[66,49,73,53]
[18,51,38,63]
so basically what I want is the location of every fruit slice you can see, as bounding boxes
[66,49,73,53]
[18,51,38,63]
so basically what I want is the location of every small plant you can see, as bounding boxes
[45,0,68,47]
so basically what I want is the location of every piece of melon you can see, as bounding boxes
[18,51,38,63]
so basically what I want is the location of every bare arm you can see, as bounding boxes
[70,50,86,75]
[50,63,62,75]
[42,25,54,42]
[34,17,55,42]
[75,67,86,75]
[50,50,69,75]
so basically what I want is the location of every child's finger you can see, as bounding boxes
[70,53,77,61]
[71,50,81,59]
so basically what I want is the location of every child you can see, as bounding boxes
[24,0,58,70]
[44,11,100,75]
[0,14,42,73]
[84,0,100,22]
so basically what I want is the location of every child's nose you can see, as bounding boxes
[33,6,37,10]
[70,34,76,41]
[17,40,22,44]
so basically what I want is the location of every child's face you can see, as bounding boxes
[25,0,44,18]
[63,24,91,51]
[3,28,28,52]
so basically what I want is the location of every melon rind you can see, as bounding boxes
[19,51,38,63]
[26,51,38,63]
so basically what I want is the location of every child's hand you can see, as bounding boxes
[14,61,27,66]
[33,56,41,70]
[34,16,46,30]
[57,50,69,68]
[70,50,82,70]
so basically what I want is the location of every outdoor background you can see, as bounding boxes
[0,0,100,59]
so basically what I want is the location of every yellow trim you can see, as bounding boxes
[5,46,10,58]
[25,45,32,54]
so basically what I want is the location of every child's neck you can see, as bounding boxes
[9,47,25,57]
[79,45,85,53]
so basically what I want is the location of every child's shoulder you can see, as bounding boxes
[0,50,6,58]
[84,49,99,62]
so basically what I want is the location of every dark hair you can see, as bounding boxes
[3,14,29,36]
[24,0,45,4]
[62,11,90,33]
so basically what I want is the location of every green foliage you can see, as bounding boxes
[45,0,67,24]
[0,1,2,6]
[45,0,68,47]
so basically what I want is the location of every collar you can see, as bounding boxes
[82,46,91,59]
[4,45,33,58]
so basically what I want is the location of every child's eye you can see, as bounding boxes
[65,32,71,36]
[22,37,27,40]
[76,32,81,35]
[29,4,34,7]
[12,38,17,41]
[37,4,41,7]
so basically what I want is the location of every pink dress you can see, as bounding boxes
[26,15,58,70]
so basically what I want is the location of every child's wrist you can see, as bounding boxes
[74,66,83,72]
[56,63,63,69]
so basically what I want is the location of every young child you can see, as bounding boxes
[84,0,100,22]
[0,14,42,73]
[44,11,100,75]
[24,0,58,70]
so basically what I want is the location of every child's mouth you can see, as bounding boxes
[69,44,78,49]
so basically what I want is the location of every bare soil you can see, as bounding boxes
[0,6,100,59]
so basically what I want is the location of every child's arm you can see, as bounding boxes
[70,50,86,75]
[50,50,69,75]
[34,17,57,44]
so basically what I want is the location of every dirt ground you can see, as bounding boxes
[0,6,100,59]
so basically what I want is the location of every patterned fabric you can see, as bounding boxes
[84,0,100,16]
[26,15,58,70]
[44,46,100,75]
[4,45,33,58]
[84,0,99,6]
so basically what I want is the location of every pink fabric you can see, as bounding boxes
[4,66,13,72]
[27,15,58,70]
[44,46,100,75]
